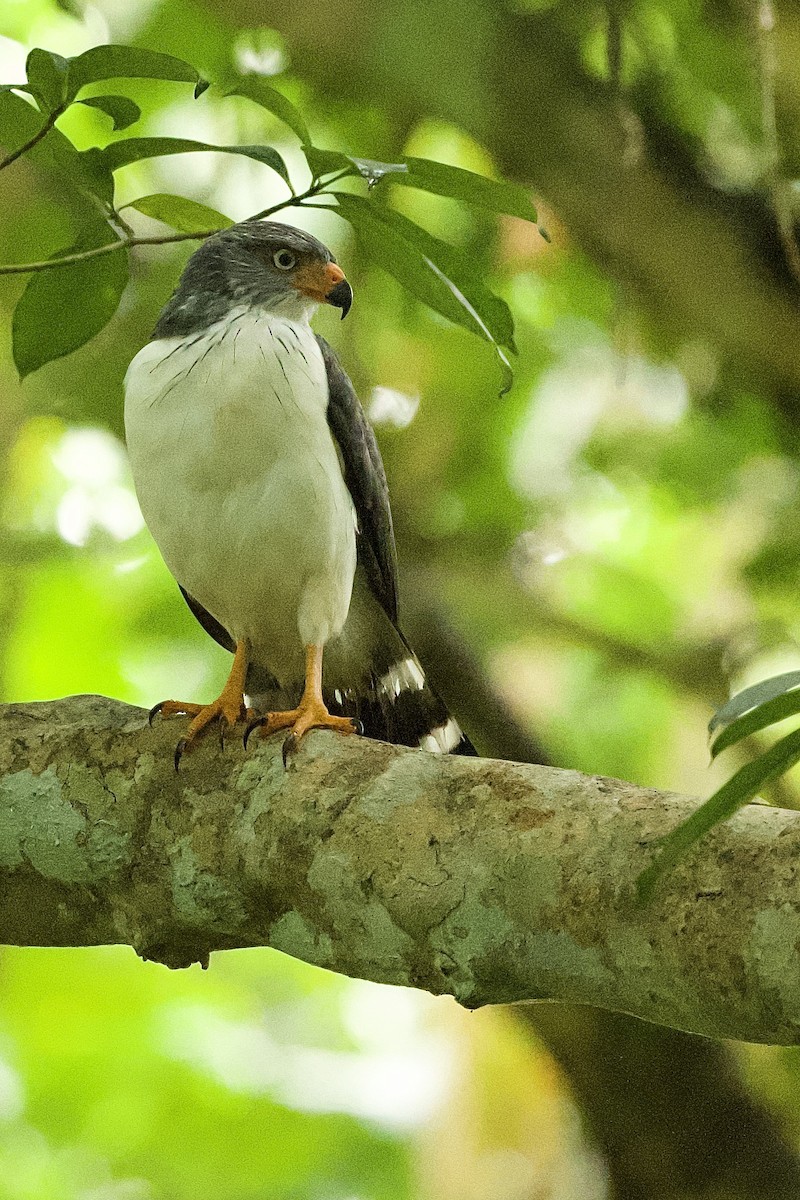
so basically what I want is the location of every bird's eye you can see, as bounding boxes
[273,249,296,270]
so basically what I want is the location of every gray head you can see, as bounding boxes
[151,220,352,340]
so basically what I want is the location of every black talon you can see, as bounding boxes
[353,718,364,736]
[282,732,299,768]
[243,716,266,750]
[174,738,188,772]
[148,701,165,727]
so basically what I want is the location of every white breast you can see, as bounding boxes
[124,307,357,684]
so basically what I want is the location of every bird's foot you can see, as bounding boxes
[244,698,357,766]
[150,693,254,770]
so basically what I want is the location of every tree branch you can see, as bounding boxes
[3,695,800,1044]
[0,182,332,275]
[0,231,211,275]
[398,595,800,1192]
[524,1004,800,1198]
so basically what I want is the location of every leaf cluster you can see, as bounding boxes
[1,43,540,385]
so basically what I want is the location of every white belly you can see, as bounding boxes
[124,307,357,683]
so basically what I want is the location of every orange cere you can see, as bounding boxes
[294,260,346,302]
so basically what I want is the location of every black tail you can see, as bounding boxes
[180,580,475,755]
[246,575,475,756]
[247,641,475,755]
[330,630,476,755]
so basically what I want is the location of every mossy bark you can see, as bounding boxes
[2,696,800,1044]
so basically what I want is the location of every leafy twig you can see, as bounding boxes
[247,168,351,220]
[0,230,213,275]
[108,206,137,239]
[0,179,333,275]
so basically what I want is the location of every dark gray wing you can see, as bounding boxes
[317,335,399,624]
[317,335,475,754]
[179,585,234,652]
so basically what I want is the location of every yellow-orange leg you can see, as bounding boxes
[245,644,357,765]
[149,639,252,769]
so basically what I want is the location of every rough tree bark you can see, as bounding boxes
[2,695,800,1046]
[406,608,800,1196]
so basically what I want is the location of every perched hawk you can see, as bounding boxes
[124,219,474,765]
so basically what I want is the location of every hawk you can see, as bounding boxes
[124,219,474,765]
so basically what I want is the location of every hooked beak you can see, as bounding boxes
[327,279,353,319]
[324,264,353,320]
[294,260,353,318]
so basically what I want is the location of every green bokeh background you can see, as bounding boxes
[3,0,800,1196]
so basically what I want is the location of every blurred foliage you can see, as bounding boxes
[4,0,800,1196]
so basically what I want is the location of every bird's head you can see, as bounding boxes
[151,220,352,340]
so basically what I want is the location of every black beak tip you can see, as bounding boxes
[327,279,353,319]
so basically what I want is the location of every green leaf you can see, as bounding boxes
[304,147,356,179]
[96,136,290,185]
[306,150,538,223]
[637,727,800,902]
[227,76,310,144]
[77,94,141,131]
[333,193,516,391]
[349,158,408,185]
[385,207,516,350]
[709,670,800,736]
[710,689,800,758]
[397,157,538,223]
[304,147,407,185]
[66,45,205,100]
[708,670,800,758]
[0,91,113,204]
[12,227,128,378]
[0,90,67,169]
[76,147,115,206]
[26,48,69,113]
[126,193,233,232]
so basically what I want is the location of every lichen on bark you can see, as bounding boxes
[2,695,800,1044]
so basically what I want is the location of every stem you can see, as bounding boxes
[109,206,137,239]
[246,175,337,221]
[0,105,64,171]
[0,177,336,276]
[0,231,212,275]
